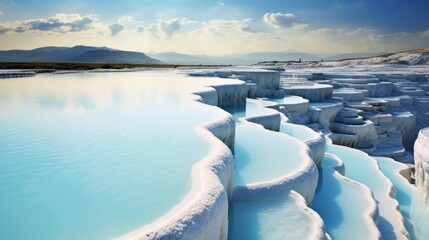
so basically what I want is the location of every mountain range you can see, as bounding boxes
[136,51,387,65]
[0,45,386,65]
[148,51,321,65]
[0,46,161,64]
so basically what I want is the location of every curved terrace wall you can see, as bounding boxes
[280,122,326,167]
[414,128,429,202]
[119,82,244,239]
[232,121,319,204]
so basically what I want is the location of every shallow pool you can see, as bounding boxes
[376,157,429,240]
[280,122,318,142]
[0,71,227,239]
[327,144,408,239]
[234,121,303,186]
[228,191,320,240]
[268,95,308,105]
[225,99,275,121]
[312,154,379,240]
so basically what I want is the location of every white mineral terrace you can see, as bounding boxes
[312,154,380,240]
[414,128,429,203]
[2,66,429,240]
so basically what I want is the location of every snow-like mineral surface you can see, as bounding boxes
[414,128,429,202]
[312,154,380,240]
[2,64,429,240]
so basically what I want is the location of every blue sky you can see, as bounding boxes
[0,0,428,54]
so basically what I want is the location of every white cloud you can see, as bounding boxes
[147,18,195,38]
[264,12,295,28]
[291,23,308,31]
[109,23,124,36]
[2,13,109,34]
[0,12,428,56]
[263,12,308,31]
[28,13,96,32]
[117,16,134,25]
[0,25,11,34]
[14,26,24,33]
[216,2,225,7]
[0,10,2,15]
[113,16,144,33]
[419,29,429,39]
[137,25,145,33]
[201,18,254,34]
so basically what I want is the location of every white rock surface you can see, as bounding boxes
[232,121,319,204]
[327,143,409,240]
[414,128,429,202]
[283,84,333,102]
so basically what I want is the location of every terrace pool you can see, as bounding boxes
[225,99,274,121]
[234,121,304,186]
[228,191,322,240]
[376,157,429,240]
[327,144,408,239]
[0,71,229,239]
[312,154,379,240]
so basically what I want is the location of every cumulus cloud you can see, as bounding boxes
[291,23,308,31]
[202,18,254,34]
[264,12,295,27]
[117,16,134,24]
[14,26,24,33]
[217,2,225,7]
[2,13,106,34]
[159,19,181,36]
[263,12,307,30]
[109,23,124,36]
[137,25,145,33]
[0,25,11,34]
[26,13,96,32]
[112,16,145,33]
[419,29,429,39]
[148,18,194,38]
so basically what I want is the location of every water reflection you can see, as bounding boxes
[73,93,96,110]
[37,94,66,110]
[0,71,238,240]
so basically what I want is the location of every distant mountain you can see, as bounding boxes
[235,52,322,62]
[72,49,162,64]
[325,52,387,61]
[149,51,322,65]
[148,52,217,65]
[0,45,161,64]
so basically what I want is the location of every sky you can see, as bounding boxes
[0,0,428,55]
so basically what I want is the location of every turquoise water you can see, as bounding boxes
[0,72,224,239]
[234,121,304,186]
[280,122,317,142]
[376,157,429,240]
[326,145,387,192]
[327,144,406,239]
[229,192,318,240]
[312,154,378,240]
[225,99,275,121]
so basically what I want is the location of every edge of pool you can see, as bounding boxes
[117,82,241,240]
